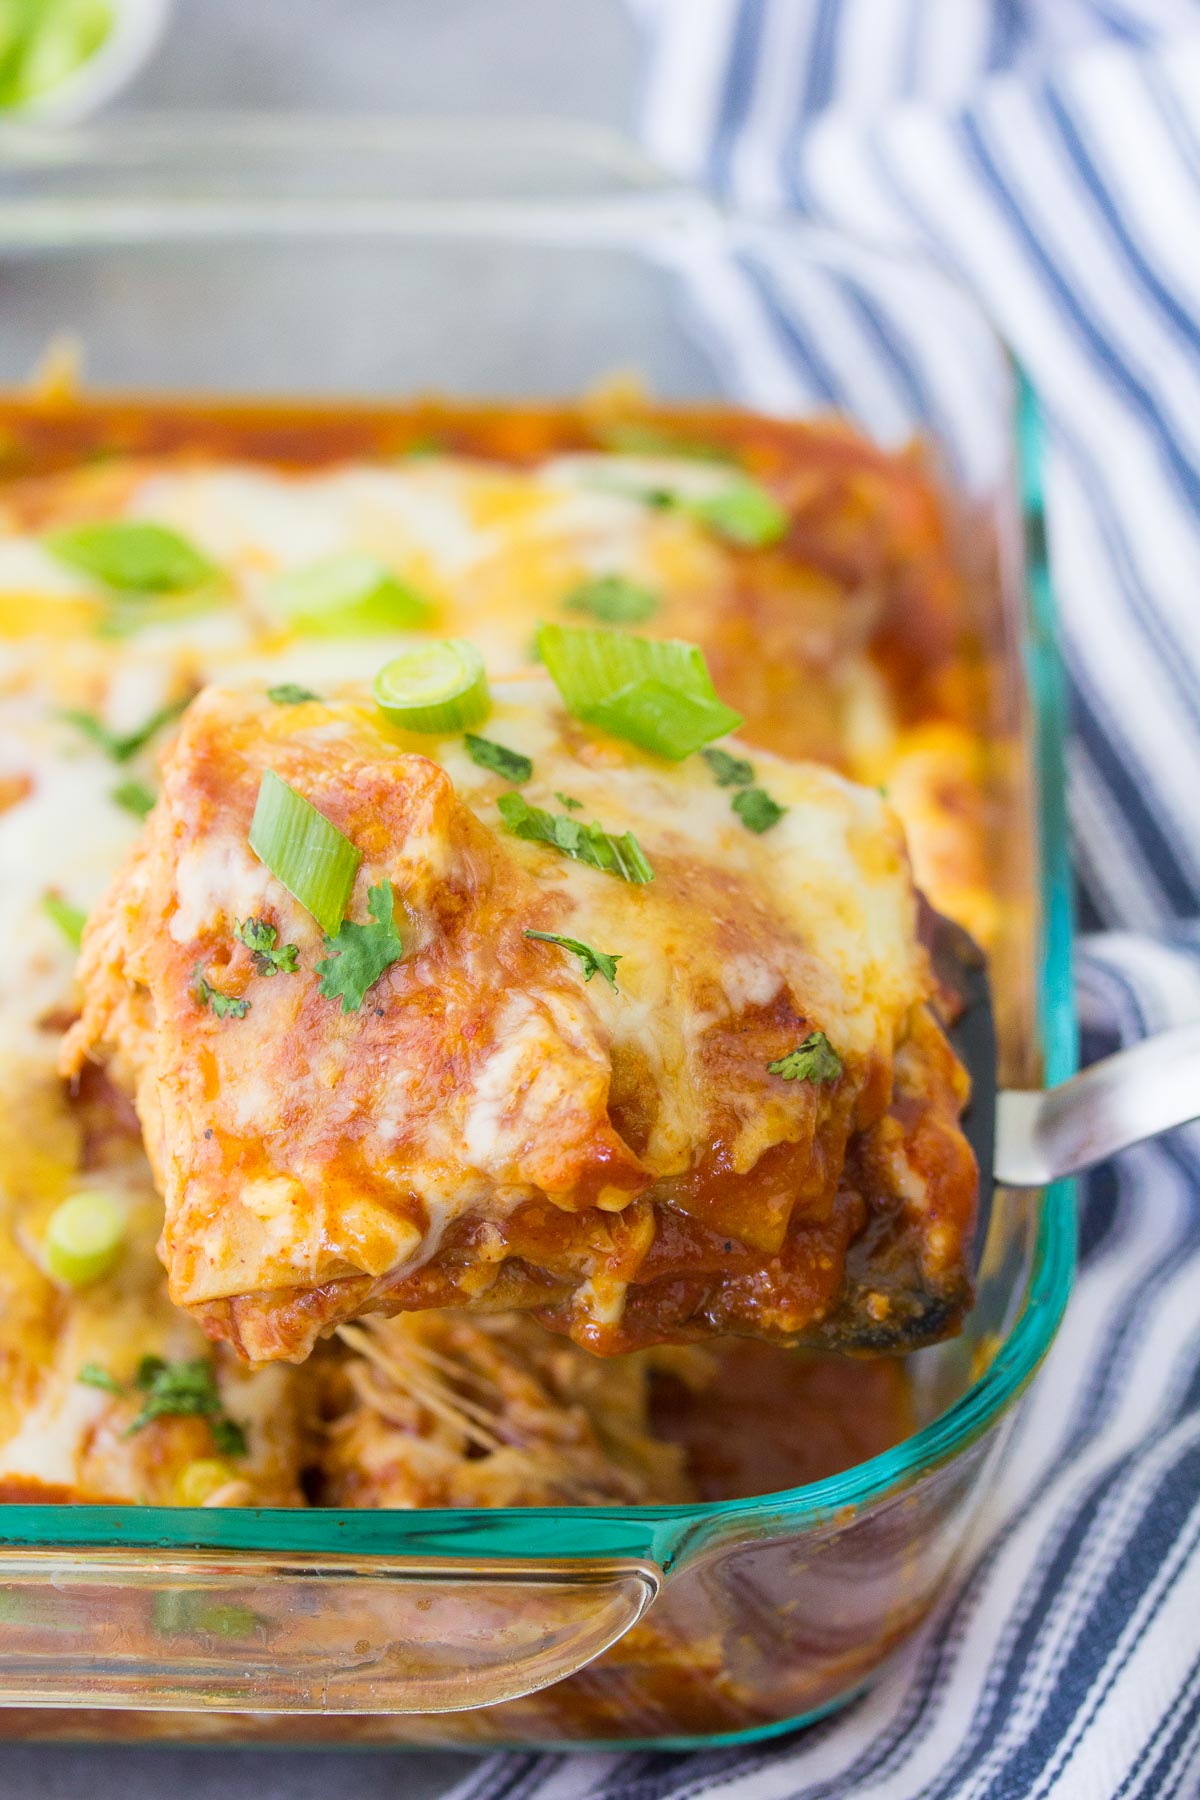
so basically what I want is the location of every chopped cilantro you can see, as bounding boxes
[42,892,86,949]
[702,746,754,788]
[210,1417,250,1457]
[524,929,622,991]
[564,573,659,625]
[315,880,405,1014]
[111,779,156,819]
[555,791,584,811]
[267,683,320,705]
[235,916,299,977]
[77,1356,248,1456]
[59,695,189,764]
[731,785,786,835]
[128,1356,247,1453]
[193,964,250,1020]
[767,1032,843,1085]
[464,733,533,784]
[497,793,654,885]
[78,1362,124,1396]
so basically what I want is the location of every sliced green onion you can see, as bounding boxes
[111,779,156,819]
[687,480,788,548]
[269,552,432,636]
[373,639,490,733]
[45,521,218,593]
[594,423,739,464]
[588,678,744,761]
[42,892,86,949]
[537,622,741,760]
[248,770,361,936]
[581,458,787,550]
[45,1191,125,1288]
[563,573,659,625]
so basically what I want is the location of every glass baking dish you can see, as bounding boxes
[0,117,1075,1749]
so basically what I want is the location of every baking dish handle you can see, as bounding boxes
[0,1548,660,1714]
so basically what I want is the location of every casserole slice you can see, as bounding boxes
[63,669,977,1364]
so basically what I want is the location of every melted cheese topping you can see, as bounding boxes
[0,420,986,1410]
[59,676,975,1363]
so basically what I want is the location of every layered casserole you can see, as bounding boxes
[0,390,996,1510]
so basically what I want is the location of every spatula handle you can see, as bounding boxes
[995,1020,1200,1186]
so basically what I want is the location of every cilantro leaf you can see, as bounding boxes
[464,733,533,784]
[555,791,584,811]
[79,1357,249,1457]
[564,574,659,625]
[524,929,622,991]
[267,683,320,705]
[731,785,786,835]
[497,793,654,885]
[193,964,250,1020]
[78,1363,124,1396]
[315,880,405,1013]
[702,745,754,788]
[126,1356,248,1454]
[235,916,300,977]
[767,1032,843,1085]
[111,779,156,819]
[210,1416,250,1458]
[59,695,190,764]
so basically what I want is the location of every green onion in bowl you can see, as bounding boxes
[0,0,112,111]
[269,552,432,637]
[373,639,490,733]
[248,770,361,937]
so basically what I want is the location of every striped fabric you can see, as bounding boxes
[443,7,1200,1796]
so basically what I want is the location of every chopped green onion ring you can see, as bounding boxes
[248,770,361,936]
[373,639,490,734]
[46,1192,125,1288]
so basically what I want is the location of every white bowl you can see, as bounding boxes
[12,0,171,125]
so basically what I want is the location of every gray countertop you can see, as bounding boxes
[1,2,639,1794]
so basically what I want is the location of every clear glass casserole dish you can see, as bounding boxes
[0,117,1075,1749]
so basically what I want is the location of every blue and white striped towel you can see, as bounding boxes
[446,6,1200,1795]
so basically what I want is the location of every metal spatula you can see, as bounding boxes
[795,913,1196,1355]
[934,912,1200,1266]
